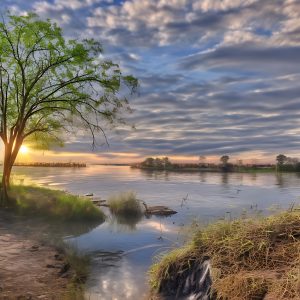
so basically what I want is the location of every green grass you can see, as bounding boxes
[107,191,143,217]
[149,210,300,300]
[9,185,106,222]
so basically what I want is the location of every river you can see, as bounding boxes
[11,165,300,299]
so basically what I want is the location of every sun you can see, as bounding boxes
[20,145,29,154]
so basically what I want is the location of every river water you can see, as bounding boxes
[11,165,300,299]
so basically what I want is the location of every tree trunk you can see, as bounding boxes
[0,142,18,207]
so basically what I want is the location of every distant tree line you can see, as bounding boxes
[133,154,300,173]
[140,157,172,169]
[276,154,300,172]
[135,155,236,172]
[13,162,86,168]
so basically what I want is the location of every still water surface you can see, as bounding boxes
[11,165,300,299]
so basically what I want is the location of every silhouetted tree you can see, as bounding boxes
[162,157,172,169]
[142,157,155,167]
[276,154,287,166]
[154,158,163,168]
[220,155,230,166]
[199,155,206,166]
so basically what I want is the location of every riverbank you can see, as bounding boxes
[0,211,89,299]
[9,185,105,221]
[0,186,106,299]
[150,209,300,300]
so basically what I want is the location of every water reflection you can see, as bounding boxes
[276,173,287,188]
[198,172,207,183]
[0,210,103,245]
[221,172,229,188]
[138,169,170,181]
[8,165,300,300]
[250,172,257,182]
[109,214,143,231]
[86,256,148,300]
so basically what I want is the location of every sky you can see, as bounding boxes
[2,0,300,164]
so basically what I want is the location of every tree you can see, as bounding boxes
[0,13,138,206]
[220,155,230,165]
[154,158,163,168]
[162,156,172,169]
[199,155,206,166]
[142,157,154,167]
[276,154,287,166]
[286,157,298,165]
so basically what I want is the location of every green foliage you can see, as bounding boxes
[140,157,173,169]
[276,154,300,172]
[9,185,106,221]
[0,12,138,193]
[150,210,300,299]
[108,191,143,217]
[220,155,230,165]
[276,154,287,166]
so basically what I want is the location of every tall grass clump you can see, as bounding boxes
[9,185,105,222]
[150,210,300,300]
[108,191,143,217]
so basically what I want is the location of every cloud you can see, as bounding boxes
[2,0,300,161]
[179,44,300,74]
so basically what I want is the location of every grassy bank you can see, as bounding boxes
[9,185,105,222]
[150,210,300,299]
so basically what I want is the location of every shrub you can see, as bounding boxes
[108,191,143,217]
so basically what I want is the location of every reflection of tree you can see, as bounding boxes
[199,172,207,183]
[235,173,243,183]
[221,172,229,187]
[250,173,257,182]
[110,214,143,231]
[276,173,286,188]
[0,213,104,243]
[138,169,168,181]
[138,168,155,180]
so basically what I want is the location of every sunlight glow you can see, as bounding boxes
[20,145,29,154]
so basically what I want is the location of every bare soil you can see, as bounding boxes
[0,212,73,300]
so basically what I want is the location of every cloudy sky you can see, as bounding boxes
[3,0,300,163]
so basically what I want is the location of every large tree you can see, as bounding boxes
[0,13,138,206]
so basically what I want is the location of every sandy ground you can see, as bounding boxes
[0,213,72,300]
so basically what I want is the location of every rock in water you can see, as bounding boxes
[145,206,177,216]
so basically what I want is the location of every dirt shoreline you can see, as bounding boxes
[0,212,77,300]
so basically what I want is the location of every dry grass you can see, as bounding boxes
[149,210,300,299]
